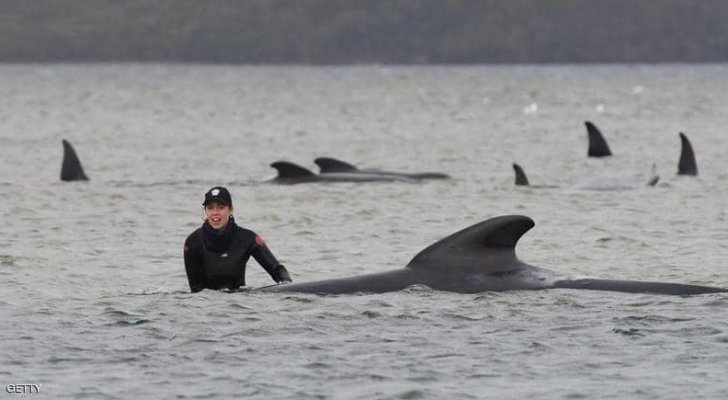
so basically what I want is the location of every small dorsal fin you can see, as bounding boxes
[677,133,698,176]
[60,139,89,181]
[645,163,660,187]
[406,215,534,274]
[512,163,529,186]
[270,161,317,179]
[314,157,359,173]
[585,121,612,157]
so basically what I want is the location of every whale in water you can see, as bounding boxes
[586,122,699,177]
[314,157,451,180]
[264,215,727,295]
[677,132,698,176]
[512,163,659,191]
[269,161,415,184]
[60,139,89,181]
[515,131,698,189]
[586,121,612,157]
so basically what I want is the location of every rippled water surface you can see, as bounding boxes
[2,64,728,399]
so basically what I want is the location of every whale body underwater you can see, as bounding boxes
[263,215,727,296]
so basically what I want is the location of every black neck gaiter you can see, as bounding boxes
[201,217,239,253]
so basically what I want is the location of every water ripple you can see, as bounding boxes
[3,64,728,400]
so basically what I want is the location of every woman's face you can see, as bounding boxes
[205,202,233,230]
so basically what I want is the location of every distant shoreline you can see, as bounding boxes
[3,1,728,64]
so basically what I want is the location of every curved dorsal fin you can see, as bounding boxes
[406,215,534,273]
[513,163,529,186]
[586,121,612,157]
[677,133,698,176]
[314,157,358,173]
[270,161,317,179]
[60,139,89,181]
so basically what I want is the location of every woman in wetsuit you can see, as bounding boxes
[183,186,292,292]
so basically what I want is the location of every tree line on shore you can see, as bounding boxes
[2,0,727,64]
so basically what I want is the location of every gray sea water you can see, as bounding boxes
[2,64,728,399]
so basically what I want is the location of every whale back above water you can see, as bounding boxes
[512,163,560,189]
[269,161,413,184]
[264,215,550,294]
[407,214,533,272]
[264,215,728,295]
[313,157,358,173]
[270,161,318,183]
[60,139,89,181]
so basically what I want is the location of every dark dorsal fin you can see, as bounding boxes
[60,139,89,181]
[586,121,612,157]
[645,163,660,187]
[512,163,529,186]
[314,157,359,173]
[406,215,534,274]
[270,161,317,179]
[677,133,698,176]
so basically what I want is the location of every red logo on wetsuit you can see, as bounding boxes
[255,235,266,246]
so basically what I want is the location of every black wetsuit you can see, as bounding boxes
[183,218,291,292]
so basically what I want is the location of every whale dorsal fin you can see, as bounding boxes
[586,121,612,157]
[270,161,317,179]
[60,139,89,181]
[406,215,534,274]
[314,157,358,173]
[677,133,698,176]
[512,163,529,186]
[645,163,660,186]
